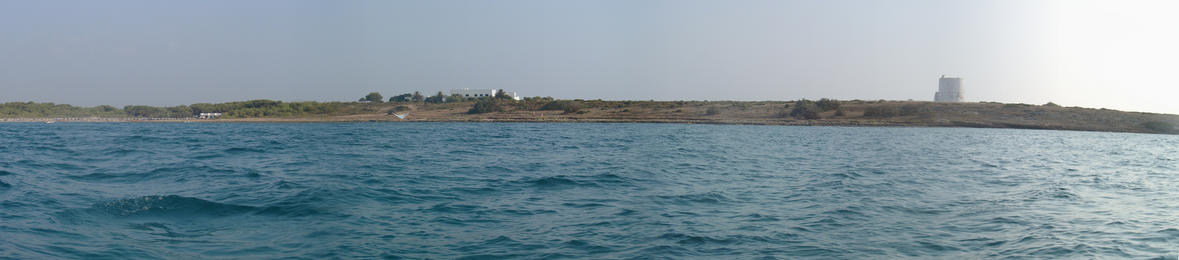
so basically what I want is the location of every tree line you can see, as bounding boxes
[360,90,515,104]
[0,100,351,118]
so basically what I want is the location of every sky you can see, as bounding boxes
[0,0,1176,114]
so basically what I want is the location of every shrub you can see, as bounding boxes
[389,93,413,102]
[539,101,582,113]
[467,99,503,114]
[393,105,411,112]
[1142,121,1175,133]
[816,98,840,111]
[1044,102,1060,107]
[361,92,383,103]
[788,100,821,120]
[705,106,721,115]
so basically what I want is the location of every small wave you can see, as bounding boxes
[561,239,613,253]
[224,147,266,154]
[117,135,168,143]
[14,160,86,171]
[455,253,529,260]
[69,172,158,182]
[248,189,338,218]
[524,176,581,188]
[497,208,557,216]
[560,202,609,208]
[653,192,733,205]
[1022,187,1080,201]
[616,209,638,216]
[631,245,692,257]
[987,216,1027,225]
[104,148,149,156]
[915,240,962,253]
[71,195,326,221]
[0,180,11,189]
[515,174,638,189]
[69,166,252,183]
[252,203,327,218]
[125,222,207,238]
[88,195,258,218]
[659,233,739,246]
[426,203,484,214]
[446,186,498,195]
[879,205,950,216]
[454,236,543,258]
[742,213,781,222]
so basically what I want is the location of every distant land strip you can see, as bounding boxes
[1,98,1176,135]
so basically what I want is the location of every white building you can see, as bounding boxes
[934,75,964,102]
[450,88,522,100]
[503,91,521,100]
[197,112,222,119]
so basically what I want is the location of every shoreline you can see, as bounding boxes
[3,100,1176,135]
[2,115,1168,135]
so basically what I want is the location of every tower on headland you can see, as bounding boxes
[934,75,964,102]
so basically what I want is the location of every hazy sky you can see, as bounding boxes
[1,0,1176,113]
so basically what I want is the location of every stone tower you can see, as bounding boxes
[935,75,964,102]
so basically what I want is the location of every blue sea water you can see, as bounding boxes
[1,122,1177,259]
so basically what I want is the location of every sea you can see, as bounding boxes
[0,122,1177,259]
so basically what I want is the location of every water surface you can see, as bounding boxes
[1,123,1177,258]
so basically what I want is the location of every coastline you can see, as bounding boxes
[5,99,1176,135]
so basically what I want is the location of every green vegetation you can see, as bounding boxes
[783,99,842,119]
[191,100,348,118]
[816,98,841,111]
[787,99,822,119]
[124,105,193,118]
[1142,121,1175,133]
[539,100,583,113]
[0,100,363,119]
[424,92,447,104]
[705,106,721,116]
[387,105,411,115]
[4,93,1178,135]
[389,93,413,102]
[863,103,930,118]
[360,92,383,103]
[0,102,128,118]
[514,97,555,110]
[468,99,504,114]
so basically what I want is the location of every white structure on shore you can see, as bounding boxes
[450,88,522,100]
[934,75,964,102]
[197,112,222,119]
